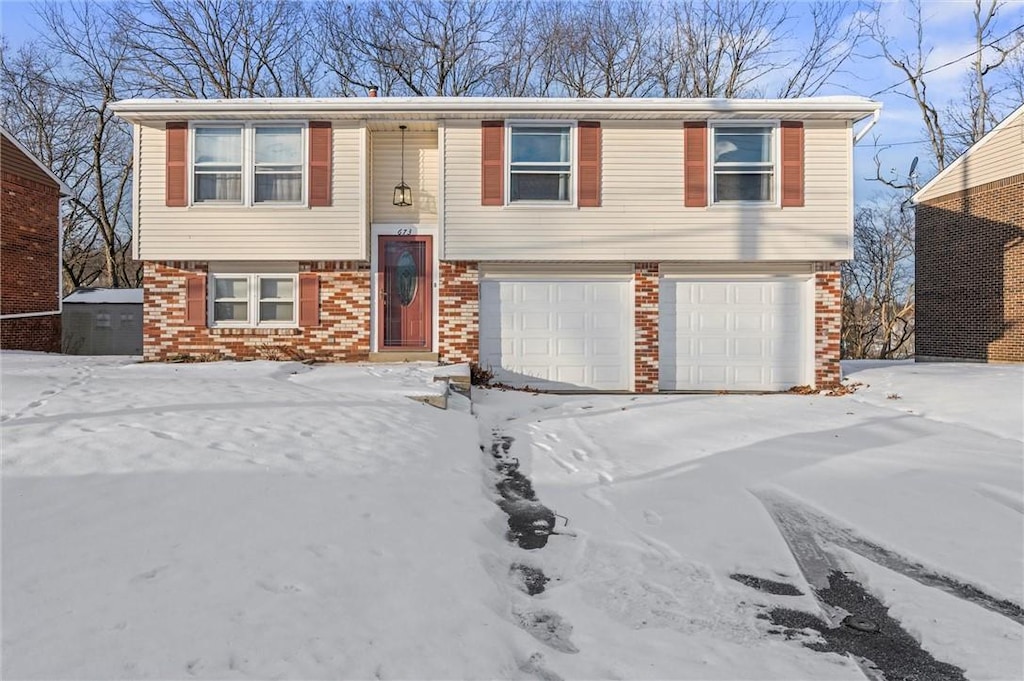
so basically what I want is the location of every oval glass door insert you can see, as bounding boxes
[396,250,418,306]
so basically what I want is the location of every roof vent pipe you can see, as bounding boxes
[368,86,378,98]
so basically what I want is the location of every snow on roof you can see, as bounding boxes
[110,96,881,123]
[63,288,143,304]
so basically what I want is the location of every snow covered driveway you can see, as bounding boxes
[2,354,1022,680]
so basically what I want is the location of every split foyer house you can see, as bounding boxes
[1,127,70,353]
[110,96,882,392]
[911,104,1023,364]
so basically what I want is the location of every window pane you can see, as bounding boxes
[259,277,294,300]
[255,127,302,164]
[511,126,570,164]
[511,173,570,201]
[195,127,241,164]
[195,173,242,202]
[715,173,773,202]
[255,173,302,203]
[260,302,294,322]
[214,301,248,321]
[714,128,772,163]
[214,277,248,299]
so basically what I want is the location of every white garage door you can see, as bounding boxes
[479,278,633,391]
[660,277,811,391]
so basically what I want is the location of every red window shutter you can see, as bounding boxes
[481,120,504,206]
[309,121,332,207]
[683,122,708,207]
[577,121,601,207]
[781,121,805,207]
[166,122,188,207]
[185,274,206,326]
[298,273,319,327]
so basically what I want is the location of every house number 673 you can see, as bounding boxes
[396,228,413,236]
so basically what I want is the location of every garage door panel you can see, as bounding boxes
[660,278,810,391]
[480,279,633,391]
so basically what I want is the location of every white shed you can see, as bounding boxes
[62,288,143,355]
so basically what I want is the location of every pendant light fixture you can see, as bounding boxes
[393,125,412,207]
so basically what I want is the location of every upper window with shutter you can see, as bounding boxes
[183,122,317,207]
[509,123,573,203]
[711,124,775,203]
[705,121,804,207]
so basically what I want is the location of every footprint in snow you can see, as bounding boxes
[513,607,578,654]
[643,509,663,525]
[572,449,589,461]
[131,565,168,582]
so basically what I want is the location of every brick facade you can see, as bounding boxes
[916,174,1023,363]
[142,261,370,361]
[437,261,479,365]
[633,262,659,392]
[139,258,844,391]
[1,163,62,352]
[814,264,843,387]
[0,314,61,353]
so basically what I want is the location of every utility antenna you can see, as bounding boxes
[908,156,919,190]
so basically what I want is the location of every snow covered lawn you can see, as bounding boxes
[2,353,1021,680]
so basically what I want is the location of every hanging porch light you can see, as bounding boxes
[393,125,412,207]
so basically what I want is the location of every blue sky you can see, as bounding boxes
[2,0,1022,206]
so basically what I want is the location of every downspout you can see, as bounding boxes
[852,109,881,145]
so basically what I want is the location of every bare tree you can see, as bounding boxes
[119,0,319,98]
[777,1,864,97]
[865,0,1023,186]
[317,0,509,97]
[842,197,916,359]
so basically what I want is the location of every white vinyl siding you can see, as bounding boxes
[443,119,852,261]
[137,122,363,260]
[371,129,438,224]
[915,109,1024,201]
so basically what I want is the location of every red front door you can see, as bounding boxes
[379,235,432,349]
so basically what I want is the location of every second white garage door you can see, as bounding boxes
[479,278,633,391]
[660,277,811,391]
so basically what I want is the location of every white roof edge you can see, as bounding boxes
[911,103,1024,204]
[110,96,881,120]
[0,127,74,196]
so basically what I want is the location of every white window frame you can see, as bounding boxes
[505,120,576,206]
[189,122,308,208]
[209,273,299,328]
[709,121,780,207]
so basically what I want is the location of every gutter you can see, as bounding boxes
[852,108,881,144]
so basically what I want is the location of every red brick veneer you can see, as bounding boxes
[634,262,659,392]
[438,261,479,365]
[916,174,1023,363]
[814,264,842,387]
[142,261,370,361]
[1,170,62,352]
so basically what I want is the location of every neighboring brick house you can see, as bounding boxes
[110,97,881,391]
[911,105,1023,363]
[1,128,70,353]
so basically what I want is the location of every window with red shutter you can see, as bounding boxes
[185,274,206,326]
[577,122,601,207]
[780,121,805,207]
[481,121,504,205]
[683,122,708,207]
[308,122,332,207]
[166,122,188,207]
[298,273,320,326]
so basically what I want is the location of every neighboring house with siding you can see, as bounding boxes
[110,96,880,392]
[1,128,70,353]
[911,105,1023,364]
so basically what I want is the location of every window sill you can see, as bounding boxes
[501,202,578,210]
[210,327,301,336]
